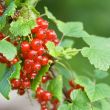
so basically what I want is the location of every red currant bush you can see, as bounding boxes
[0,1,110,110]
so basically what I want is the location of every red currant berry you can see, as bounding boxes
[33,62,41,71]
[23,59,34,73]
[36,29,46,40]
[10,57,19,65]
[41,56,48,66]
[37,18,48,29]
[22,80,31,89]
[42,91,52,102]
[42,76,48,83]
[34,56,42,63]
[28,50,37,59]
[31,39,43,51]
[21,41,30,53]
[37,17,44,24]
[11,79,21,89]
[54,39,60,45]
[29,72,37,79]
[18,89,25,95]
[37,46,45,55]
[46,30,57,40]
[0,4,4,16]
[31,26,39,34]
[41,107,48,110]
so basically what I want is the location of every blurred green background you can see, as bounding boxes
[37,0,110,37]
[37,0,110,84]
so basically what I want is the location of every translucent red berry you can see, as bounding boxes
[21,41,30,53]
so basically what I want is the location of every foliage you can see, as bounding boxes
[0,1,110,110]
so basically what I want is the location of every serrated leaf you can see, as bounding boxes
[56,20,89,38]
[44,7,57,21]
[81,35,110,71]
[94,69,109,79]
[0,40,17,61]
[60,39,74,48]
[0,15,6,30]
[0,66,14,99]
[10,17,36,36]
[4,1,16,16]
[0,63,7,81]
[46,41,63,57]
[71,90,91,110]
[92,83,110,102]
[31,65,50,91]
[48,75,63,102]
[10,62,21,79]
[58,90,91,110]
[75,76,110,102]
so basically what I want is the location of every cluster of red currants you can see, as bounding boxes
[10,17,60,109]
[0,17,60,110]
[36,87,59,110]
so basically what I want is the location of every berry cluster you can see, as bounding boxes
[0,17,60,110]
[10,18,59,109]
[36,87,59,110]
[36,87,52,110]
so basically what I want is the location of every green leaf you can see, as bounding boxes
[48,75,63,102]
[46,41,79,59]
[56,20,89,38]
[31,65,50,91]
[58,104,70,110]
[55,61,76,80]
[94,69,109,79]
[0,16,6,30]
[44,7,57,21]
[58,90,91,110]
[75,76,110,102]
[46,41,63,57]
[60,39,74,48]
[92,83,110,102]
[0,66,14,99]
[0,40,17,61]
[0,1,16,30]
[4,1,16,16]
[70,90,91,110]
[81,35,110,71]
[10,17,36,36]
[10,62,21,79]
[0,63,7,81]
[93,99,110,110]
